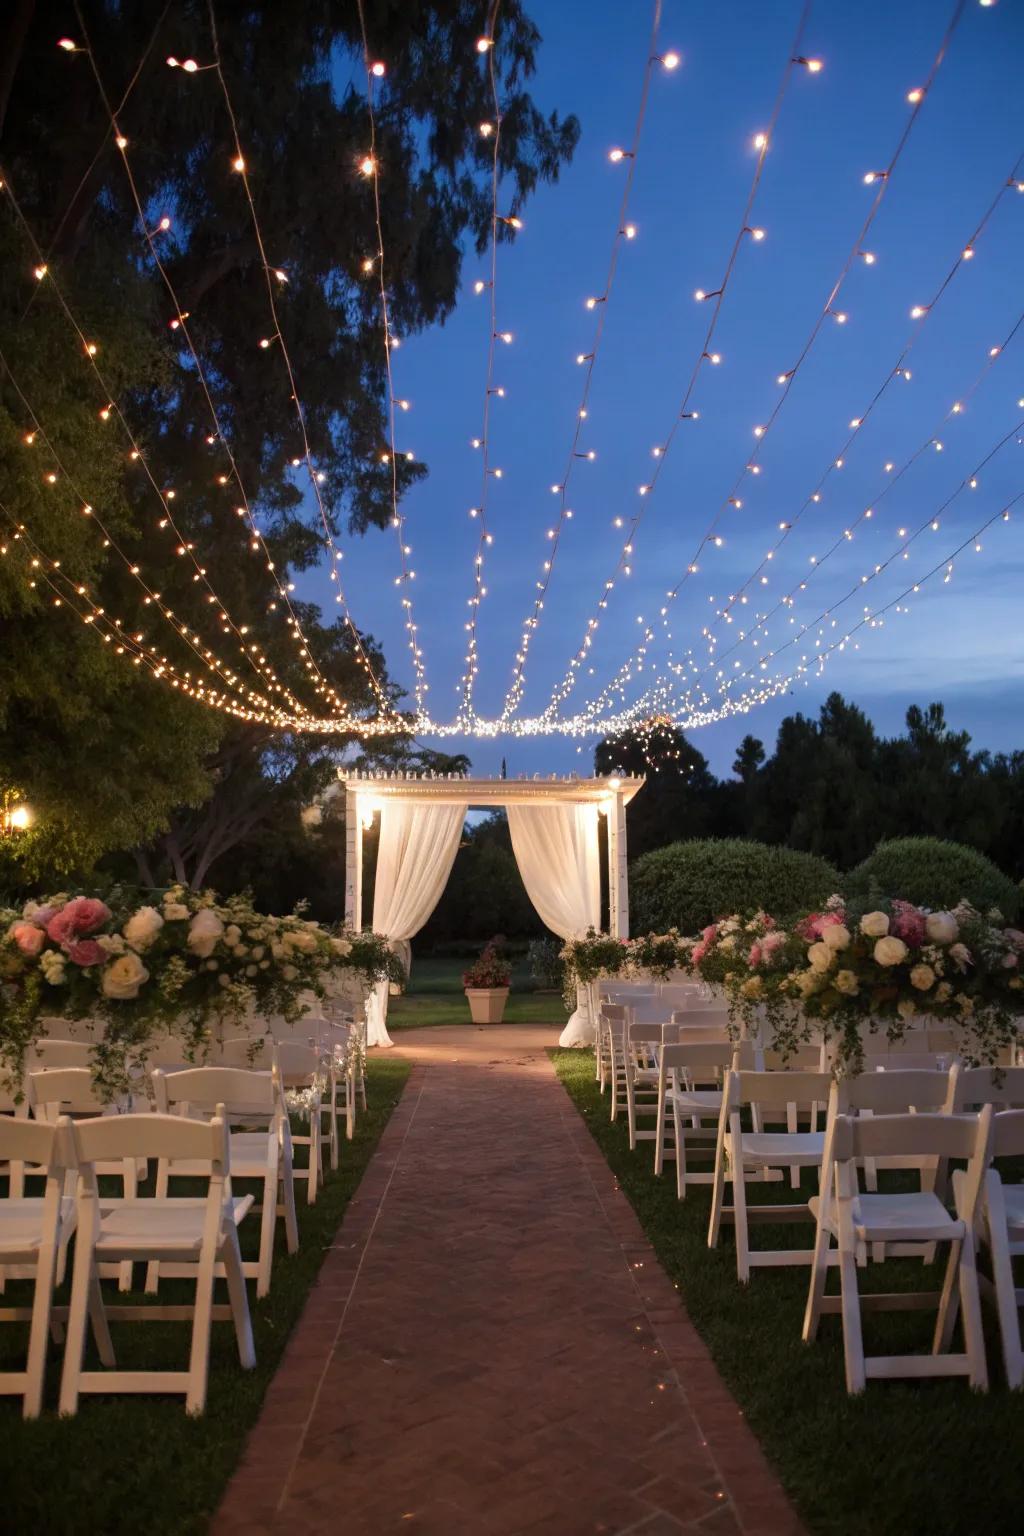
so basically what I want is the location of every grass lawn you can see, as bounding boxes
[387,954,568,1030]
[0,1054,410,1535]
[553,1048,1024,1536]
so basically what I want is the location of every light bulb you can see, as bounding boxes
[476,37,493,52]
[58,38,77,51]
[359,155,376,177]
[907,87,924,104]
[962,246,974,260]
[115,134,128,149]
[910,304,927,319]
[694,289,706,302]
[705,351,721,364]
[273,268,288,283]
[479,121,494,137]
[622,223,637,239]
[753,132,768,150]
[157,215,171,231]
[608,147,628,163]
[661,51,681,70]
[232,155,246,172]
[371,61,386,77]
[748,226,766,241]
[33,264,48,280]
[860,250,876,265]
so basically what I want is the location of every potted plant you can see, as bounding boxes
[462,938,512,1024]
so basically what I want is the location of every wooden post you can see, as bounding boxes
[344,788,363,930]
[608,790,629,938]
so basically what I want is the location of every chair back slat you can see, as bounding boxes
[274,1042,321,1077]
[837,1068,949,1116]
[950,1065,1024,1112]
[154,1065,276,1115]
[29,1040,93,1070]
[0,1113,64,1166]
[27,1067,106,1116]
[661,1041,733,1073]
[735,1069,832,1108]
[70,1107,228,1166]
[991,1107,1024,1158]
[835,1107,989,1162]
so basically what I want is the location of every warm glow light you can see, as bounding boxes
[371,61,386,77]
[7,805,32,830]
[232,155,246,172]
[359,155,376,177]
[661,51,681,70]
[58,38,78,52]
[476,37,493,52]
[753,132,768,150]
[907,87,924,104]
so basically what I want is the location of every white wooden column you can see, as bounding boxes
[344,788,363,930]
[607,790,629,938]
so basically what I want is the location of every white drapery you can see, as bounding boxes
[365,799,467,1046]
[507,801,601,1047]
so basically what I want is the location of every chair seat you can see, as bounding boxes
[94,1195,254,1256]
[810,1189,961,1243]
[670,1089,722,1113]
[165,1131,274,1177]
[0,1196,76,1254]
[999,1185,1024,1234]
[738,1131,824,1165]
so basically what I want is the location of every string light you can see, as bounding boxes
[542,0,818,723]
[355,0,429,714]
[62,20,374,727]
[498,0,668,724]
[685,155,1024,671]
[203,0,398,720]
[573,0,966,731]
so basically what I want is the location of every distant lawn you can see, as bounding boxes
[553,1047,1024,1536]
[388,955,568,1030]
[0,1056,410,1535]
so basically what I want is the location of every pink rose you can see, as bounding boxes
[762,930,786,954]
[29,905,57,928]
[1003,953,1018,969]
[66,938,106,967]
[11,923,46,957]
[691,942,708,966]
[798,911,842,940]
[46,897,111,947]
[748,943,762,967]
[891,901,926,949]
[702,925,717,943]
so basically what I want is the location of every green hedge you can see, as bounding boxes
[846,836,1020,921]
[629,838,840,934]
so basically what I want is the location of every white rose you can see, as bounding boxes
[822,924,851,952]
[224,925,242,947]
[282,964,298,981]
[101,951,149,1000]
[251,945,265,961]
[40,951,66,985]
[97,933,125,956]
[123,906,164,952]
[897,998,917,1020]
[163,902,189,922]
[794,969,822,997]
[807,941,834,972]
[925,912,959,944]
[188,908,224,959]
[330,937,352,957]
[284,929,318,954]
[860,911,890,938]
[909,963,935,992]
[874,936,908,967]
[834,969,859,996]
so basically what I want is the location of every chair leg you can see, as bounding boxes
[707,1149,726,1249]
[955,1230,988,1391]
[88,1263,116,1368]
[306,1119,319,1205]
[653,1088,666,1176]
[118,1156,137,1291]
[222,1230,256,1370]
[674,1103,687,1200]
[838,1243,866,1393]
[625,1069,637,1152]
[185,1243,216,1414]
[280,1151,299,1254]
[985,1182,1024,1389]
[329,1092,339,1171]
[803,1213,832,1343]
[732,1147,751,1284]
[22,1241,58,1419]
[256,1172,277,1299]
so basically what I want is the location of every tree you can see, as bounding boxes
[0,1,577,884]
[595,720,718,858]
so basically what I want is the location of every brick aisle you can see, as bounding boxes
[216,1028,803,1536]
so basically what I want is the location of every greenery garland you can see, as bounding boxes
[0,884,403,1097]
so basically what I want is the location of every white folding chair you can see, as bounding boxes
[0,1116,74,1417]
[980,1108,1024,1389]
[655,1041,734,1197]
[27,1040,94,1071]
[595,1003,624,1093]
[708,1068,833,1282]
[670,1007,732,1044]
[150,1066,297,1297]
[623,1020,679,1151]
[59,1108,256,1415]
[27,1067,140,1291]
[274,1042,324,1204]
[803,1106,992,1393]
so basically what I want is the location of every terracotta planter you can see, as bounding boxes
[465,986,510,1024]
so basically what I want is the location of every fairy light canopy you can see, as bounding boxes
[5,0,1021,752]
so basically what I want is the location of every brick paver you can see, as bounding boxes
[216,1026,803,1536]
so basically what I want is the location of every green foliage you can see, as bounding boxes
[630,838,840,934]
[527,936,564,989]
[847,837,1021,922]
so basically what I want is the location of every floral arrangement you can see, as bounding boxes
[0,884,402,1096]
[462,938,512,990]
[557,899,1024,1072]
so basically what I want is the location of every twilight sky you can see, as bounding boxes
[311,0,1024,778]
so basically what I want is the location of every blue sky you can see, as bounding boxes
[314,0,1024,778]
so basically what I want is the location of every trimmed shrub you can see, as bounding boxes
[847,837,1020,921]
[629,838,840,935]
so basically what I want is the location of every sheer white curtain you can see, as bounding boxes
[365,799,467,1046]
[507,802,601,1047]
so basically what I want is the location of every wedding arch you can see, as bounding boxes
[340,772,644,1048]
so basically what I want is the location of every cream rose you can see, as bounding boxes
[123,906,164,952]
[807,941,834,972]
[740,975,763,999]
[794,969,822,997]
[101,951,149,1000]
[873,936,908,967]
[897,998,917,1021]
[330,936,352,957]
[834,969,859,996]
[860,911,890,938]
[188,908,224,959]
[822,923,851,952]
[909,963,935,991]
[163,902,189,922]
[284,929,318,954]
[224,924,242,948]
[925,911,958,945]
